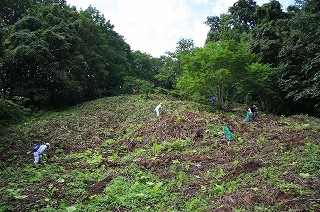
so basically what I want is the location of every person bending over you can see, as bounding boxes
[33,143,50,164]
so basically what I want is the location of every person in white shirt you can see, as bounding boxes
[34,143,50,164]
[154,103,162,117]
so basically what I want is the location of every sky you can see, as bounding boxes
[66,0,296,57]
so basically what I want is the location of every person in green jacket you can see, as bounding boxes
[245,108,252,122]
[223,126,234,141]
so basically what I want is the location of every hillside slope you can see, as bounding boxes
[0,94,319,211]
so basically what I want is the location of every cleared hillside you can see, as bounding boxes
[0,94,319,211]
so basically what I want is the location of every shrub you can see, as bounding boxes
[0,98,26,127]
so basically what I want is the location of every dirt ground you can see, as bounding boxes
[1,98,320,211]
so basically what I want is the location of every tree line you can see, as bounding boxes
[1,0,319,126]
[159,0,319,116]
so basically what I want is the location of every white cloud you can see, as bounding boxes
[66,0,295,57]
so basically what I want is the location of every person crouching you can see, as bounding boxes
[34,143,50,164]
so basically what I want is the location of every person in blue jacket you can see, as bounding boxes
[210,96,215,104]
[34,143,50,164]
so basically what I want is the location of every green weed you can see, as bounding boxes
[151,143,163,155]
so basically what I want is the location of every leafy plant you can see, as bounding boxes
[87,154,104,165]
[151,143,163,155]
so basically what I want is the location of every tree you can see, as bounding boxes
[131,51,156,82]
[0,0,67,25]
[205,0,259,43]
[229,0,258,29]
[203,0,319,116]
[276,0,320,115]
[256,0,286,23]
[0,0,34,25]
[80,5,133,96]
[155,38,195,89]
[249,0,289,65]
[205,14,244,43]
[154,55,177,89]
[176,40,270,108]
[1,3,132,108]
[121,76,153,98]
[2,15,84,108]
[0,97,25,127]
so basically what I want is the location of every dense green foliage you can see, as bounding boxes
[176,40,271,109]
[205,0,320,115]
[1,2,132,108]
[0,97,26,126]
[0,0,319,125]
[276,1,320,115]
